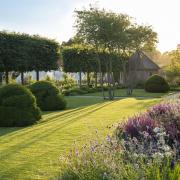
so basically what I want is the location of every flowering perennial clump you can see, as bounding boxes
[115,100,180,159]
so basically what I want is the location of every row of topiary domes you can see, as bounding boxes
[0,81,66,127]
[0,74,170,127]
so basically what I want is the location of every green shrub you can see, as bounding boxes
[29,81,66,111]
[135,81,145,89]
[145,74,170,93]
[68,88,87,96]
[58,73,76,90]
[0,84,41,127]
[62,86,110,96]
[43,94,66,111]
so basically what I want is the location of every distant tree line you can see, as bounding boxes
[0,31,60,84]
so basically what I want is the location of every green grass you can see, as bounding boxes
[0,96,161,179]
[82,88,169,98]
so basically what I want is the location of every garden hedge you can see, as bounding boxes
[29,81,66,111]
[145,74,170,93]
[0,84,41,127]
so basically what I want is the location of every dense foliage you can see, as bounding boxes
[62,46,97,73]
[159,49,180,87]
[62,86,100,96]
[145,74,170,93]
[62,45,123,73]
[0,84,41,127]
[57,73,76,91]
[29,81,66,111]
[0,31,60,83]
[165,63,180,86]
[75,7,157,52]
[59,101,180,179]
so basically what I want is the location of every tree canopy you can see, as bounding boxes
[74,6,157,54]
[62,45,124,73]
[0,31,60,83]
[163,49,180,85]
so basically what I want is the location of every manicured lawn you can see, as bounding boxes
[0,96,161,179]
[83,88,169,98]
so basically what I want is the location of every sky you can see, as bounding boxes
[0,0,180,52]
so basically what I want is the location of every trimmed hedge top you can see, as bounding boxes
[145,74,170,93]
[0,31,60,73]
[29,81,66,111]
[0,84,41,127]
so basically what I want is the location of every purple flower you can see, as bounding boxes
[148,103,172,118]
[165,123,178,139]
[123,114,157,138]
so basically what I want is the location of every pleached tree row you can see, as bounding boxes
[62,45,125,88]
[0,31,60,84]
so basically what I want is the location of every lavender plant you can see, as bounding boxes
[59,135,179,180]
[115,100,180,160]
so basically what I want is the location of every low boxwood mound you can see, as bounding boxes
[145,74,170,93]
[29,81,66,111]
[0,84,41,127]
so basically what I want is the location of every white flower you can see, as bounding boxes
[163,145,171,152]
[152,152,164,159]
[134,163,139,169]
[165,152,172,157]
[153,127,160,133]
[133,153,138,158]
[142,131,149,138]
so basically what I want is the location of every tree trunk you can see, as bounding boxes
[87,71,90,87]
[36,70,39,81]
[117,72,121,86]
[108,58,114,100]
[101,72,105,97]
[94,45,104,99]
[94,72,97,88]
[112,72,115,97]
[79,72,82,88]
[21,71,24,85]
[97,55,105,99]
[123,62,127,87]
[5,70,9,84]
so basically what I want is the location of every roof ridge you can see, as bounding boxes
[129,51,160,70]
[140,51,160,69]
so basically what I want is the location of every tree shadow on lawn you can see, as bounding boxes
[0,96,159,137]
[0,101,116,162]
[0,97,107,137]
[0,127,24,137]
[124,97,161,110]
[42,96,107,116]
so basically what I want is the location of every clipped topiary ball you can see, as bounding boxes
[29,81,67,111]
[0,84,41,127]
[145,74,170,93]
